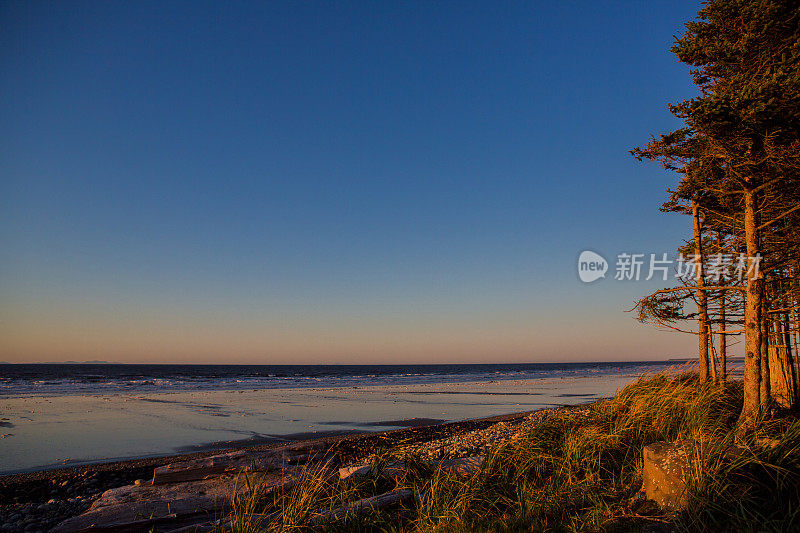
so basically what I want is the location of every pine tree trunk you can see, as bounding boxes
[785,312,798,409]
[794,286,800,407]
[760,299,771,409]
[737,186,763,434]
[719,298,727,382]
[709,321,718,382]
[693,200,710,382]
[718,231,727,382]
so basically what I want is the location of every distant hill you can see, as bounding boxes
[41,360,113,364]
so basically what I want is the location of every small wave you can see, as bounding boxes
[0,361,679,398]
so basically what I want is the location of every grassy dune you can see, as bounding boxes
[221,374,800,532]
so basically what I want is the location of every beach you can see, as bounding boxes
[0,371,644,475]
[0,369,776,533]
[0,393,589,532]
[0,362,707,532]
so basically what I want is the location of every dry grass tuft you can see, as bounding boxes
[223,373,800,532]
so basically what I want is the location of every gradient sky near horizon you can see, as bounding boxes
[1,0,714,364]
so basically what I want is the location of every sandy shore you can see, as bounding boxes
[0,374,636,475]
[0,403,586,532]
[0,372,647,532]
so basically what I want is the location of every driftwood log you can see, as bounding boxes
[51,473,300,533]
[307,488,417,525]
[151,446,321,484]
[339,455,485,481]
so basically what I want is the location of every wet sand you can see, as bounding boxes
[0,374,638,474]
[0,403,586,531]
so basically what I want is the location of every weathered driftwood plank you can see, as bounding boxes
[151,450,287,484]
[162,521,220,533]
[439,455,484,475]
[339,455,484,480]
[54,511,216,533]
[307,488,416,525]
[338,463,406,480]
[51,499,219,533]
[162,511,281,533]
[151,441,331,484]
[53,440,337,533]
[52,473,298,533]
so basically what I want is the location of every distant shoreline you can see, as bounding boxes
[0,359,693,399]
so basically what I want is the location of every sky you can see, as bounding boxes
[0,0,713,364]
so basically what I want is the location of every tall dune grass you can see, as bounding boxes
[222,373,800,532]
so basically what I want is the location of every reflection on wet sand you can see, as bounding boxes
[0,374,638,473]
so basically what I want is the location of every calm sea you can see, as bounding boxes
[0,361,688,398]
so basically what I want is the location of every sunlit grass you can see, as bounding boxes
[221,373,800,532]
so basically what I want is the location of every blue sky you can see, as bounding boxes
[0,1,709,363]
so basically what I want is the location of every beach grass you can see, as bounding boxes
[221,373,800,532]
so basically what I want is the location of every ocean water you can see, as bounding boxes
[0,361,687,398]
[1,361,713,473]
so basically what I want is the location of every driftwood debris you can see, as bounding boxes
[151,449,314,484]
[338,463,406,480]
[439,455,484,475]
[53,431,483,533]
[339,455,484,481]
[307,488,417,525]
[52,472,299,533]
